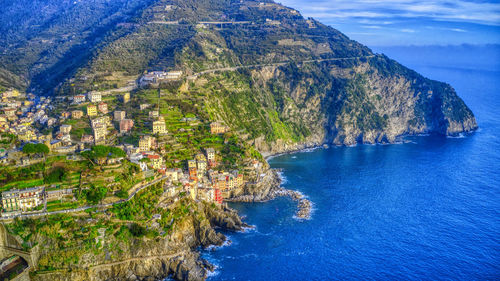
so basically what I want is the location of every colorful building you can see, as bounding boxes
[119,119,134,133]
[139,135,155,152]
[71,110,83,119]
[210,122,228,134]
[1,186,44,212]
[98,102,108,114]
[114,110,126,122]
[60,124,72,134]
[73,95,86,103]
[214,188,223,204]
[206,148,216,167]
[148,154,163,170]
[122,92,130,103]
[87,105,97,117]
[88,92,102,103]
[188,160,197,180]
[93,123,107,144]
[152,117,167,135]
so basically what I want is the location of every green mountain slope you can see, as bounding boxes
[0,0,477,152]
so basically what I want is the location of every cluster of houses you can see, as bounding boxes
[139,70,183,86]
[0,85,247,215]
[182,148,244,203]
[0,89,136,163]
[126,142,245,204]
[1,186,73,216]
[0,90,54,141]
[68,91,138,146]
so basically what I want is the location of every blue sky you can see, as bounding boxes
[277,0,500,46]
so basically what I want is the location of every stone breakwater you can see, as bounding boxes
[228,170,313,220]
[287,190,312,220]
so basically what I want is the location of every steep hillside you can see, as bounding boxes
[0,0,477,152]
[0,0,157,91]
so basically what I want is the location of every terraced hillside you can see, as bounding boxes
[0,0,477,152]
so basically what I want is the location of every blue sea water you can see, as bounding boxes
[202,46,500,280]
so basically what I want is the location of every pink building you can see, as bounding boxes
[98,102,108,114]
[119,119,134,133]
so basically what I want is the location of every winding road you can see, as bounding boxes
[188,55,376,79]
[0,176,168,220]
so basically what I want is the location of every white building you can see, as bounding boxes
[87,92,102,103]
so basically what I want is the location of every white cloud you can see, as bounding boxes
[425,26,468,32]
[400,28,416,33]
[278,0,500,26]
[358,19,394,25]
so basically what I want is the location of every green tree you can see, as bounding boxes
[23,143,49,155]
[129,223,146,237]
[35,143,50,154]
[44,167,66,184]
[22,143,36,154]
[85,186,108,204]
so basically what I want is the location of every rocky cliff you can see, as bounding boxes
[244,56,478,155]
[24,200,245,281]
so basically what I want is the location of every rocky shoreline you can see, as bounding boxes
[227,169,313,220]
[29,201,247,281]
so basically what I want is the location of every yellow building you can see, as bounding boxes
[195,153,206,162]
[197,159,207,173]
[122,92,130,103]
[72,110,84,119]
[190,185,197,200]
[139,136,155,152]
[150,155,163,169]
[236,174,244,187]
[227,175,235,190]
[87,105,97,117]
[18,130,35,142]
[188,159,197,169]
[10,89,20,97]
[152,117,167,135]
[210,122,228,134]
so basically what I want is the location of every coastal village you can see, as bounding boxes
[0,2,322,278]
[0,0,483,279]
[0,57,315,280]
[0,65,288,280]
[0,71,253,219]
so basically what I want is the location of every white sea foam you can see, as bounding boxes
[276,171,288,185]
[205,236,232,251]
[240,225,256,233]
[206,266,220,279]
[447,133,466,139]
[266,146,324,160]
[202,257,220,280]
[241,253,259,259]
[301,146,321,153]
